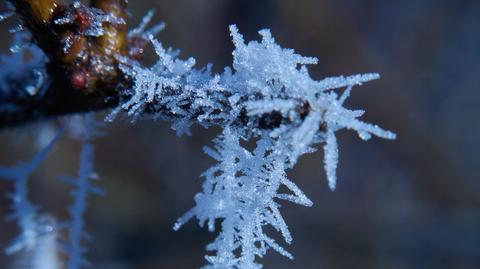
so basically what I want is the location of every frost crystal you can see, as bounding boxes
[113,24,396,267]
[0,129,62,255]
[175,128,312,268]
[60,115,105,269]
[54,2,125,37]
[128,9,165,39]
[113,36,196,119]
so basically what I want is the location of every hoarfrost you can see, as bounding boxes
[114,24,396,267]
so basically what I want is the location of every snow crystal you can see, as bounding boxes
[245,99,297,116]
[175,128,312,268]
[112,23,396,267]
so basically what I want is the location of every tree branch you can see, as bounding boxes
[0,0,131,128]
[1,0,312,132]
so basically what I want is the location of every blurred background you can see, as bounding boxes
[1,0,480,268]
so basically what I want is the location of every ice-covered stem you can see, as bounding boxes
[60,143,104,269]
[0,128,63,255]
[0,2,304,130]
[59,115,104,269]
[0,3,310,132]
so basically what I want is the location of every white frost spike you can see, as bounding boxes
[129,9,155,36]
[276,176,313,206]
[323,128,339,191]
[229,25,245,50]
[317,73,380,92]
[245,99,296,116]
[202,146,222,161]
[150,38,176,72]
[291,111,322,163]
[176,129,313,267]
[129,9,165,38]
[339,85,353,104]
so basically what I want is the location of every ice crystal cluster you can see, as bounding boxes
[0,4,395,268]
[174,128,313,268]
[54,1,125,37]
[111,22,396,268]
